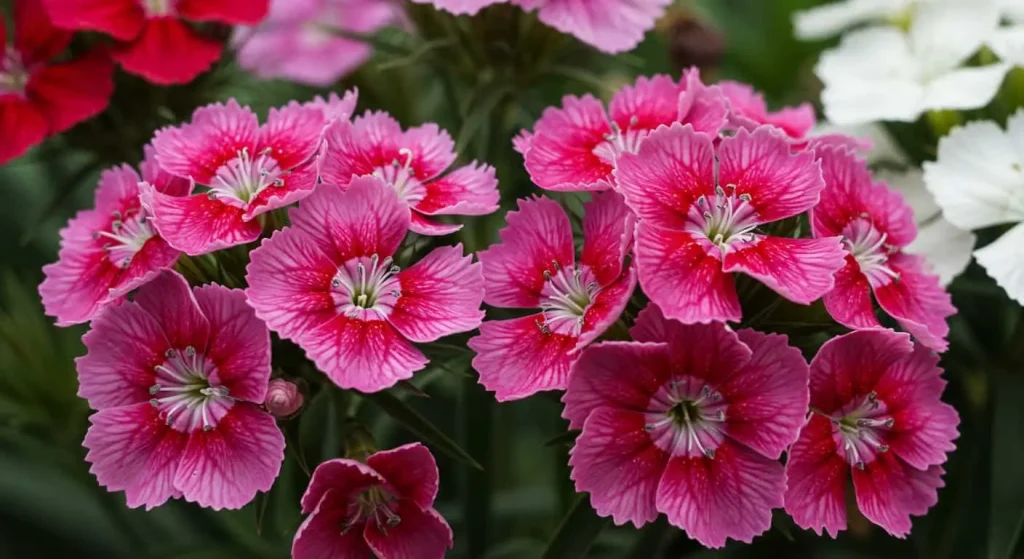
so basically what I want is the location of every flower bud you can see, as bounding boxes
[266,378,303,418]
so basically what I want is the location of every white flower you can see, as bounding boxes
[815,2,1009,125]
[794,0,1024,40]
[923,110,1024,303]
[990,25,1024,67]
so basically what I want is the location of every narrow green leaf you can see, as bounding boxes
[989,370,1024,558]
[541,495,609,559]
[462,378,494,558]
[365,390,483,470]
[543,430,579,448]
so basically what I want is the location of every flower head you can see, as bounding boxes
[813,145,955,351]
[78,270,284,510]
[319,111,499,236]
[784,329,958,538]
[564,305,809,548]
[40,146,190,325]
[518,70,728,192]
[293,443,452,559]
[467,192,636,401]
[616,122,846,324]
[246,176,485,392]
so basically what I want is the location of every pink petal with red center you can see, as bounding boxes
[28,48,115,134]
[677,69,730,135]
[477,196,574,308]
[822,256,882,331]
[174,403,284,510]
[302,316,428,392]
[615,123,715,229]
[152,99,260,184]
[468,314,578,401]
[243,162,319,220]
[141,185,262,254]
[523,95,614,191]
[808,329,915,415]
[853,453,944,538]
[400,123,457,182]
[113,17,222,85]
[141,144,191,196]
[634,224,741,324]
[133,270,211,351]
[176,0,269,24]
[40,241,119,325]
[415,163,499,216]
[257,100,324,169]
[408,212,463,236]
[191,285,271,403]
[580,190,632,286]
[292,488,374,559]
[39,0,143,40]
[717,126,824,223]
[576,264,637,348]
[83,403,189,510]
[874,253,955,352]
[364,500,453,559]
[18,0,73,60]
[110,235,181,298]
[719,81,815,140]
[783,414,849,537]
[722,235,846,305]
[388,245,484,343]
[608,74,681,131]
[0,98,48,164]
[300,458,385,514]
[366,443,439,509]
[655,439,783,548]
[563,341,673,430]
[318,112,401,186]
[532,0,670,54]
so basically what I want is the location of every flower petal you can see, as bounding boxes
[363,501,453,559]
[292,488,373,559]
[36,0,133,43]
[113,16,222,85]
[304,317,428,393]
[523,95,614,191]
[922,64,1011,113]
[576,264,636,348]
[580,190,632,286]
[853,454,944,538]
[976,222,1024,305]
[141,144,191,196]
[722,235,846,305]
[300,459,385,514]
[808,329,914,415]
[533,0,670,54]
[874,253,955,352]
[142,186,262,255]
[468,314,578,401]
[318,112,401,186]
[192,284,271,403]
[258,100,326,169]
[0,97,48,165]
[152,99,260,185]
[400,122,457,182]
[366,443,439,509]
[783,414,849,537]
[176,0,269,24]
[822,256,882,331]
[608,74,681,131]
[27,48,115,134]
[132,270,210,352]
[408,212,463,236]
[415,163,499,216]
[389,245,484,343]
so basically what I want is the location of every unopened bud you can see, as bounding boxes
[266,378,303,417]
[668,14,726,73]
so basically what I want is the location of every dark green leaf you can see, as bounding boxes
[543,429,579,448]
[541,495,609,559]
[365,390,483,470]
[989,370,1024,558]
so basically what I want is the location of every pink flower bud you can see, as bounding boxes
[266,378,303,417]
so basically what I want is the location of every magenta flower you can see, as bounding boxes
[144,96,343,255]
[40,146,190,326]
[246,176,485,392]
[615,123,847,324]
[784,329,958,538]
[811,146,955,351]
[719,81,816,142]
[79,270,285,510]
[518,70,728,192]
[564,304,809,548]
[293,443,453,559]
[468,192,636,401]
[319,111,500,236]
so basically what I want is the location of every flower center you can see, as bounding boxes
[593,116,645,166]
[0,48,28,95]
[536,262,599,337]
[148,346,233,433]
[372,148,426,206]
[141,0,174,16]
[342,486,401,535]
[830,390,894,470]
[842,218,899,287]
[95,208,156,269]
[685,185,759,251]
[331,254,402,321]
[210,147,285,205]
[644,376,728,458]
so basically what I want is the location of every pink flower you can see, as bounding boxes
[292,443,453,559]
[719,81,816,142]
[40,146,190,326]
[266,378,303,417]
[467,192,636,401]
[319,111,499,236]
[811,146,955,351]
[246,176,485,392]
[234,0,395,87]
[615,123,847,324]
[79,270,285,510]
[784,329,958,538]
[564,304,809,548]
[144,97,339,255]
[518,70,728,192]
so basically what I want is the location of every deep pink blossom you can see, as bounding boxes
[564,304,809,548]
[784,329,958,538]
[246,176,485,392]
[517,71,727,192]
[79,270,284,510]
[40,146,190,326]
[293,443,452,559]
[811,146,955,351]
[615,122,846,324]
[719,81,816,142]
[319,111,499,236]
[468,192,636,401]
[144,96,344,255]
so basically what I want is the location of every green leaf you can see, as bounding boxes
[626,517,669,559]
[541,495,609,559]
[365,390,483,470]
[989,370,1024,558]
[543,430,579,448]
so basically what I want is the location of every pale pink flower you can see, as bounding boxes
[784,329,958,538]
[615,123,847,324]
[319,111,499,236]
[266,378,304,417]
[467,192,636,401]
[811,146,955,351]
[518,70,728,192]
[79,270,284,510]
[565,304,809,548]
[40,146,190,326]
[246,176,485,392]
[292,443,453,559]
[234,0,395,87]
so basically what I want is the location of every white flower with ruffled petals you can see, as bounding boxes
[795,0,1024,40]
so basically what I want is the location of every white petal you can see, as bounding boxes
[878,168,939,218]
[989,25,1024,66]
[923,63,1012,112]
[1008,109,1024,159]
[910,1,1001,73]
[820,78,925,125]
[816,26,916,85]
[813,122,908,163]
[792,0,911,40]
[999,0,1024,23]
[923,120,1024,229]
[908,217,976,286]
[975,222,1024,303]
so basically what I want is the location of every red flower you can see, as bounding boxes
[41,0,269,85]
[0,0,114,164]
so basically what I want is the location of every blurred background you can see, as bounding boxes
[1,0,1021,557]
